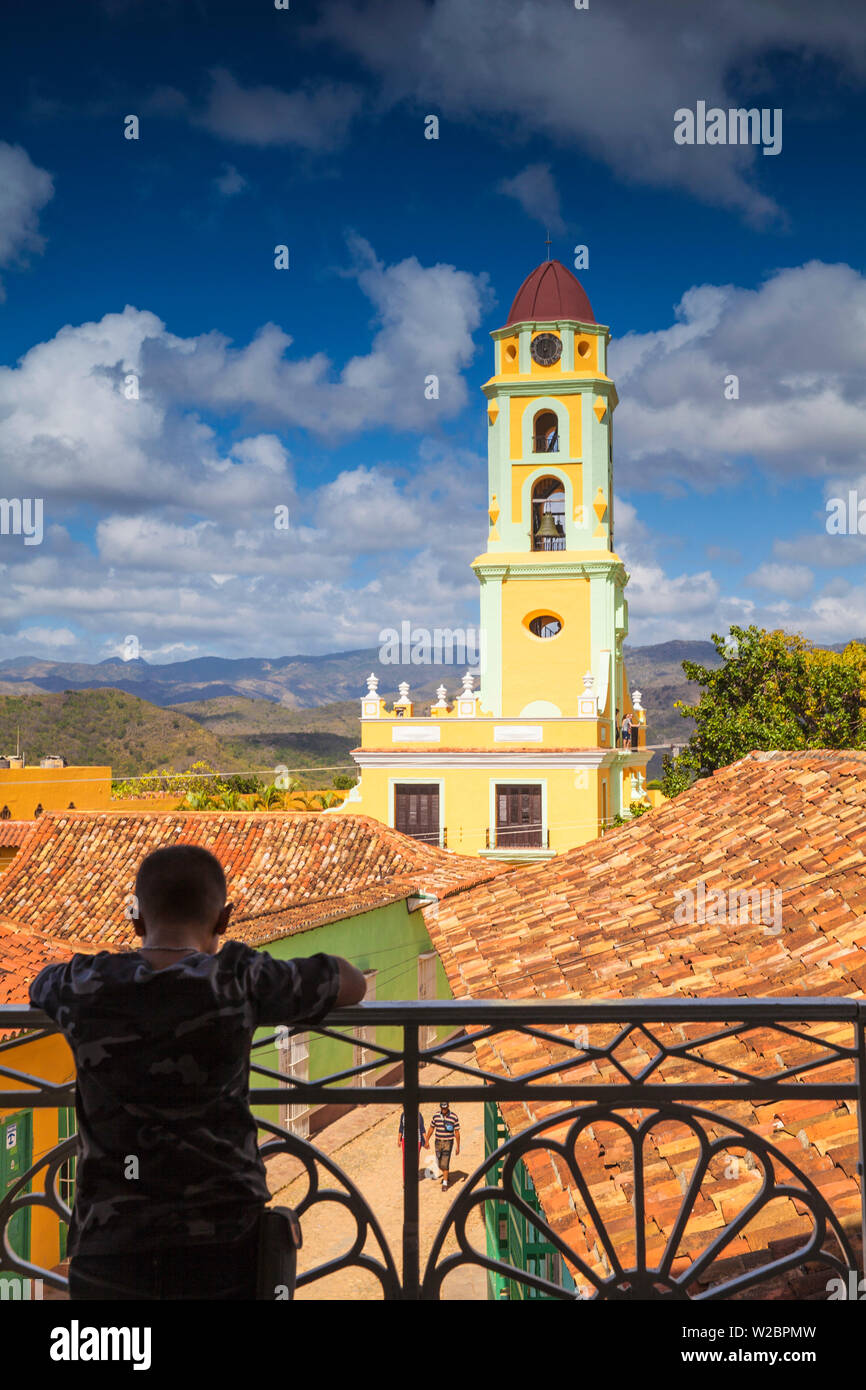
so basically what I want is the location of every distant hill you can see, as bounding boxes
[1,638,857,784]
[0,640,723,720]
[0,689,357,784]
[0,689,231,777]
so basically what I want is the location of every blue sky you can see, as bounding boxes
[1,0,865,665]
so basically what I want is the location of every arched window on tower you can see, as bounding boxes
[531,476,566,551]
[532,409,559,453]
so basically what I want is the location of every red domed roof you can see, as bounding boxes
[506,259,595,326]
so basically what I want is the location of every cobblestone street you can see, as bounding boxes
[266,1089,487,1301]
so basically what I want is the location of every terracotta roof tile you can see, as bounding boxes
[424,750,866,1298]
[0,810,503,947]
[0,820,35,847]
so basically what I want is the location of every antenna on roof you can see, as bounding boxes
[545,229,552,261]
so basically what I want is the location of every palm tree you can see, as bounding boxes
[257,783,285,810]
[313,791,342,809]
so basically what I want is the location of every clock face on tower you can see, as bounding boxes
[530,333,562,366]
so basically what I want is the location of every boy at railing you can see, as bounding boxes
[29,843,366,1300]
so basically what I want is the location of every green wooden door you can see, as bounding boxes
[0,1111,32,1293]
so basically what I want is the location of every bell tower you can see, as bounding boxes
[338,256,651,858]
[475,259,628,734]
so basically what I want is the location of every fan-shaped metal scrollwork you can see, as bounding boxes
[0,1135,78,1292]
[422,1104,857,1300]
[256,1117,400,1298]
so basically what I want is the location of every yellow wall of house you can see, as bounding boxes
[500,574,592,716]
[339,764,605,856]
[107,795,184,813]
[0,767,111,820]
[0,1031,75,1270]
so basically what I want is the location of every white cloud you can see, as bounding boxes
[192,68,362,151]
[17,626,77,648]
[747,562,814,599]
[313,466,419,552]
[611,262,866,490]
[0,307,299,513]
[0,143,54,298]
[498,164,564,234]
[214,163,247,196]
[145,235,491,437]
[316,0,866,221]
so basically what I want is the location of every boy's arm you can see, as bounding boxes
[28,962,69,1018]
[245,949,366,1026]
[335,957,366,1007]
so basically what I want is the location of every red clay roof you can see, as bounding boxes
[0,820,35,848]
[232,878,425,945]
[424,750,866,1298]
[0,809,500,947]
[0,924,78,1006]
[506,259,595,327]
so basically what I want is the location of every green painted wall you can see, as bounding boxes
[250,898,451,1128]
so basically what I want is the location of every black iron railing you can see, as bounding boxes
[1,999,865,1300]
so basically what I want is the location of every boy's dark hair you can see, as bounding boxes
[134,844,227,928]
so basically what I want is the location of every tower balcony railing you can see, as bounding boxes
[530,535,566,551]
[532,433,559,452]
[3,997,864,1301]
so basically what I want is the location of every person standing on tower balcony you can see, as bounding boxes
[621,712,633,749]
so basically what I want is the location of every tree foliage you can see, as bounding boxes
[662,625,866,797]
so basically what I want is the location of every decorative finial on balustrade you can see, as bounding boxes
[632,689,643,711]
[366,672,379,695]
[436,684,447,703]
[461,671,475,696]
[583,669,595,692]
[395,681,411,705]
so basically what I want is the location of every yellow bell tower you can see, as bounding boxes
[337,259,651,859]
[476,258,625,724]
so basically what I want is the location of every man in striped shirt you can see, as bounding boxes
[425,1102,460,1192]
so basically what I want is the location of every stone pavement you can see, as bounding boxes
[265,1077,488,1301]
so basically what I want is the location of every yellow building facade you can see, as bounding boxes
[336,260,651,861]
[0,765,112,822]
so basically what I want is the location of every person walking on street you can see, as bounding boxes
[426,1101,460,1192]
[398,1110,426,1177]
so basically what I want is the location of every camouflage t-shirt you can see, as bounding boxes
[29,941,341,1257]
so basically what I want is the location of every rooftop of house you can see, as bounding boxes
[0,809,502,948]
[423,749,866,1298]
[0,820,36,848]
[0,924,79,1007]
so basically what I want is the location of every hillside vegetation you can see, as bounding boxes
[0,689,357,783]
[0,689,233,777]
